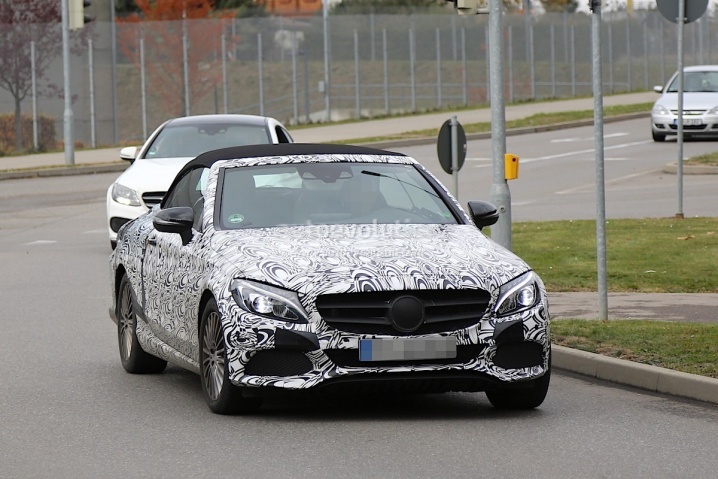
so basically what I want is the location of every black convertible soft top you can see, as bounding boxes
[185,143,405,171]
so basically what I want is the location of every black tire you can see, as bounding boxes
[486,348,551,410]
[199,298,262,415]
[652,130,666,142]
[117,274,167,374]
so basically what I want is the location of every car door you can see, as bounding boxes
[141,166,210,361]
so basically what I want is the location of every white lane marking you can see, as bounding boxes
[551,132,630,143]
[517,140,653,164]
[556,168,665,195]
[26,240,57,245]
[512,201,536,207]
[83,229,106,234]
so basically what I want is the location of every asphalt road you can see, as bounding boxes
[2,127,718,477]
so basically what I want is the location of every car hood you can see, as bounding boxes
[114,157,194,193]
[655,92,718,111]
[211,224,530,296]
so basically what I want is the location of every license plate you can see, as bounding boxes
[359,338,457,362]
[675,118,702,126]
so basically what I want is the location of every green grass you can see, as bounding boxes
[551,320,718,379]
[339,102,655,144]
[512,217,718,293]
[686,150,718,166]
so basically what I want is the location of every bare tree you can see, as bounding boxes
[0,1,65,151]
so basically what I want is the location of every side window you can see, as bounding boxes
[163,167,209,230]
[275,126,293,144]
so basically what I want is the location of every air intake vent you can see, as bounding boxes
[142,191,165,208]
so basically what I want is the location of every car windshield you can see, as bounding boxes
[218,162,459,229]
[143,123,271,159]
[666,71,718,93]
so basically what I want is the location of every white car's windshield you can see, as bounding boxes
[667,71,718,93]
[144,123,272,159]
[219,163,459,228]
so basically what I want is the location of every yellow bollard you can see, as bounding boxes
[504,153,519,180]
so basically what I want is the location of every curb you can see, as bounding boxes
[662,162,718,175]
[0,162,127,181]
[553,344,718,405]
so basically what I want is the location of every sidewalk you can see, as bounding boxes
[2,91,717,404]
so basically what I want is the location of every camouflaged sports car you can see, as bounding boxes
[109,143,551,414]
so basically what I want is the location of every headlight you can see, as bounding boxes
[111,183,142,207]
[494,271,540,318]
[707,106,718,115]
[652,104,670,116]
[230,279,308,323]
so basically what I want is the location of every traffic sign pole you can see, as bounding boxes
[450,115,459,199]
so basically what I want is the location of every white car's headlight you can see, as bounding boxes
[111,183,142,207]
[494,271,540,318]
[231,279,308,323]
[652,104,670,116]
[707,106,718,115]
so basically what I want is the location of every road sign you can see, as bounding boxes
[436,119,466,175]
[656,0,708,24]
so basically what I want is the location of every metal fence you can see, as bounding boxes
[1,11,717,149]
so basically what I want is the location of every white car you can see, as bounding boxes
[651,65,718,142]
[106,114,293,248]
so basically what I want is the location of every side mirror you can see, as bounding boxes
[467,200,499,230]
[153,207,194,245]
[119,146,139,163]
[653,85,663,94]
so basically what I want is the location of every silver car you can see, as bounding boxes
[651,65,718,142]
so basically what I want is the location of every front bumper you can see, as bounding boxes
[652,112,718,136]
[222,301,551,392]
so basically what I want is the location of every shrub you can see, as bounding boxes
[0,114,57,155]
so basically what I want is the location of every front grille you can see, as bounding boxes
[670,109,706,115]
[244,350,313,376]
[324,344,486,368]
[316,289,490,336]
[142,191,165,208]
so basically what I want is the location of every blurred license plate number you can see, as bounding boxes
[676,119,702,126]
[359,338,457,362]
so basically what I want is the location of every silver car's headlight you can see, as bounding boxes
[230,279,308,323]
[652,104,670,116]
[494,271,540,318]
[111,183,142,207]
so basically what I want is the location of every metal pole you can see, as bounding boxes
[461,27,467,106]
[61,0,74,165]
[222,33,228,114]
[676,0,685,218]
[182,13,190,116]
[89,38,96,148]
[258,33,264,116]
[140,36,147,138]
[354,29,360,119]
[410,28,416,112]
[571,25,576,96]
[489,0,511,250]
[383,28,389,115]
[436,28,442,109]
[111,0,118,144]
[31,40,38,151]
[508,26,513,104]
[551,25,556,98]
[451,115,459,200]
[591,0,608,321]
[293,31,299,125]
[322,0,331,121]
[626,18,632,91]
